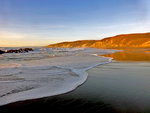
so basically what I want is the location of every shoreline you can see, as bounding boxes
[0,56,113,106]
[0,54,115,112]
[1,49,150,112]
[1,60,150,112]
[0,48,116,106]
[0,62,119,113]
[0,55,113,106]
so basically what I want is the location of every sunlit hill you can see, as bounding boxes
[47,33,150,48]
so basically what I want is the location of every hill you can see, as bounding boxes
[47,33,150,48]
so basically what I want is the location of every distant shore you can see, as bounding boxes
[47,32,150,48]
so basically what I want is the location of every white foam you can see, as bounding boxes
[0,48,117,106]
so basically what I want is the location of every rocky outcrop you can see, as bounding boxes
[0,48,33,54]
[6,48,33,53]
[0,50,5,54]
[47,33,150,48]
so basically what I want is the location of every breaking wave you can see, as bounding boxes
[0,47,117,106]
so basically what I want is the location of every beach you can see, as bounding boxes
[0,49,150,113]
[1,0,150,112]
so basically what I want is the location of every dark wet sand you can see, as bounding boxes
[1,49,150,113]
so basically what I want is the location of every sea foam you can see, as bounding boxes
[0,48,118,106]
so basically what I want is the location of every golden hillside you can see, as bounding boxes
[47,33,150,48]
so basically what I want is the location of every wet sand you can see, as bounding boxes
[86,61,150,112]
[1,49,150,113]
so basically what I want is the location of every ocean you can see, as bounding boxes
[0,47,118,106]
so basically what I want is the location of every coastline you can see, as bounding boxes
[0,62,119,113]
[1,61,150,112]
[1,49,150,113]
[0,49,114,106]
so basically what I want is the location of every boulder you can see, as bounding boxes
[6,48,33,53]
[0,50,5,54]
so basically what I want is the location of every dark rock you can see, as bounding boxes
[6,48,33,53]
[23,48,33,52]
[0,50,5,54]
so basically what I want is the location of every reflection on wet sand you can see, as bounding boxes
[101,49,150,62]
[1,48,150,113]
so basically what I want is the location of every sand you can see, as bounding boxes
[1,49,150,113]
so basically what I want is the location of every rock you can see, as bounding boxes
[0,50,5,54]
[23,48,33,52]
[6,48,33,53]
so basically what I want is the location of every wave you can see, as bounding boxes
[0,48,117,106]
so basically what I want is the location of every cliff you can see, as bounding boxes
[47,33,150,48]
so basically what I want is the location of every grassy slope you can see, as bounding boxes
[47,33,150,48]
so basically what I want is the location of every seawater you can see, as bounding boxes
[0,47,117,106]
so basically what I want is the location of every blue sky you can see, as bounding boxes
[0,0,150,47]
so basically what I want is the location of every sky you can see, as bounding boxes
[0,0,150,47]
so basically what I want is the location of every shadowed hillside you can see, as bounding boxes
[47,33,150,48]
